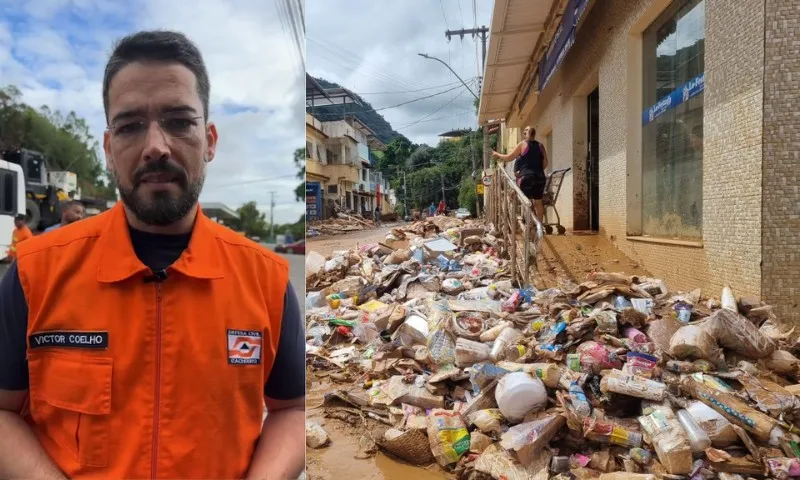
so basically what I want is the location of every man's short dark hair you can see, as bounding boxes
[62,200,84,209]
[102,30,210,122]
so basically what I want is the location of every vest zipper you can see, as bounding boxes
[152,282,163,479]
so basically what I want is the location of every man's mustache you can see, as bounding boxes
[132,159,189,188]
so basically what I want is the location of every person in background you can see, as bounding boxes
[437,199,446,216]
[43,200,86,232]
[428,202,436,217]
[374,205,381,226]
[492,125,548,223]
[5,215,32,262]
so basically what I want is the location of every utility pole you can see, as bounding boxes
[396,165,409,219]
[268,191,276,240]
[445,25,490,216]
[440,171,446,203]
[403,170,408,218]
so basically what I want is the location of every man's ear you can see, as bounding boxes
[103,129,113,171]
[205,123,218,163]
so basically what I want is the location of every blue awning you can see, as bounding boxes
[538,0,590,92]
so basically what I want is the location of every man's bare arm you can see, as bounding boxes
[245,396,305,480]
[0,390,66,479]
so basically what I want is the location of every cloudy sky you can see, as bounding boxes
[307,0,492,147]
[0,0,305,224]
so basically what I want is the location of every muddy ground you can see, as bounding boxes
[305,226,649,479]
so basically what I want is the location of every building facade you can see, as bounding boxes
[305,113,393,220]
[480,0,799,323]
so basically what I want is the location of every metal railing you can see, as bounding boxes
[487,165,544,287]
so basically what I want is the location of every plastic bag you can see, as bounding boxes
[427,409,471,466]
[669,324,724,366]
[467,408,505,434]
[702,308,776,359]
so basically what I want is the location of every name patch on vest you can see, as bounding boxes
[29,331,109,350]
[227,329,262,365]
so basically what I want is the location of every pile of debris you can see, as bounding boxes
[305,219,800,480]
[307,212,377,237]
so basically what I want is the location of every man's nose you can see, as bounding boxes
[141,120,170,161]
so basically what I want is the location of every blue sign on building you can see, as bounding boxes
[306,182,322,221]
[642,73,705,125]
[538,0,589,92]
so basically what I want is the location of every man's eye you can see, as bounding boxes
[115,122,144,135]
[164,118,195,130]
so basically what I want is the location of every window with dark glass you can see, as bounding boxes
[641,0,705,239]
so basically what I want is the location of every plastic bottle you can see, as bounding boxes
[676,409,712,454]
[490,326,522,361]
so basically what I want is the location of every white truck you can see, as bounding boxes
[0,159,27,260]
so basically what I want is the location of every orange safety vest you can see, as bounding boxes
[16,202,289,479]
[8,225,33,259]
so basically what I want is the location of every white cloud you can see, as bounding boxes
[0,0,305,224]
[306,0,492,146]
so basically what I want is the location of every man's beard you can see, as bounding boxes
[111,158,205,227]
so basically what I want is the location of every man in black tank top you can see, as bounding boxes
[492,126,549,223]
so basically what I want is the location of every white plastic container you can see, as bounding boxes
[677,409,712,454]
[495,372,547,422]
[685,401,739,447]
[490,327,523,361]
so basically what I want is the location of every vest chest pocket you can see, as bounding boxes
[28,352,113,468]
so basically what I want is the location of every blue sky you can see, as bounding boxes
[0,0,304,224]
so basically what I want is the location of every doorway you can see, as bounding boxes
[587,87,600,232]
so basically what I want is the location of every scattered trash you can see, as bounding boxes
[305,217,799,478]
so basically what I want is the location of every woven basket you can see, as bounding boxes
[379,428,434,466]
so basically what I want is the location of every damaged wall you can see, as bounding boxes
[520,0,767,302]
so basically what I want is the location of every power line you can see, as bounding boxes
[354,81,463,95]
[207,173,298,189]
[398,87,469,130]
[395,111,473,131]
[310,81,474,117]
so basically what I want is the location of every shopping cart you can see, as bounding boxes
[542,168,571,235]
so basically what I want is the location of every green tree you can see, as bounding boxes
[377,136,413,179]
[0,85,113,199]
[293,147,305,202]
[230,201,269,238]
[458,174,478,217]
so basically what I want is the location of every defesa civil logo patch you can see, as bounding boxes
[227,329,262,365]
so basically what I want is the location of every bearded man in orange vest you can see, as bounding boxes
[0,31,305,479]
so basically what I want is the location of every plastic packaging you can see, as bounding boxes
[569,381,592,416]
[637,405,693,474]
[583,418,643,447]
[489,326,522,361]
[676,409,712,453]
[600,370,666,401]
[623,352,658,378]
[624,327,648,344]
[577,341,623,372]
[495,372,547,422]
